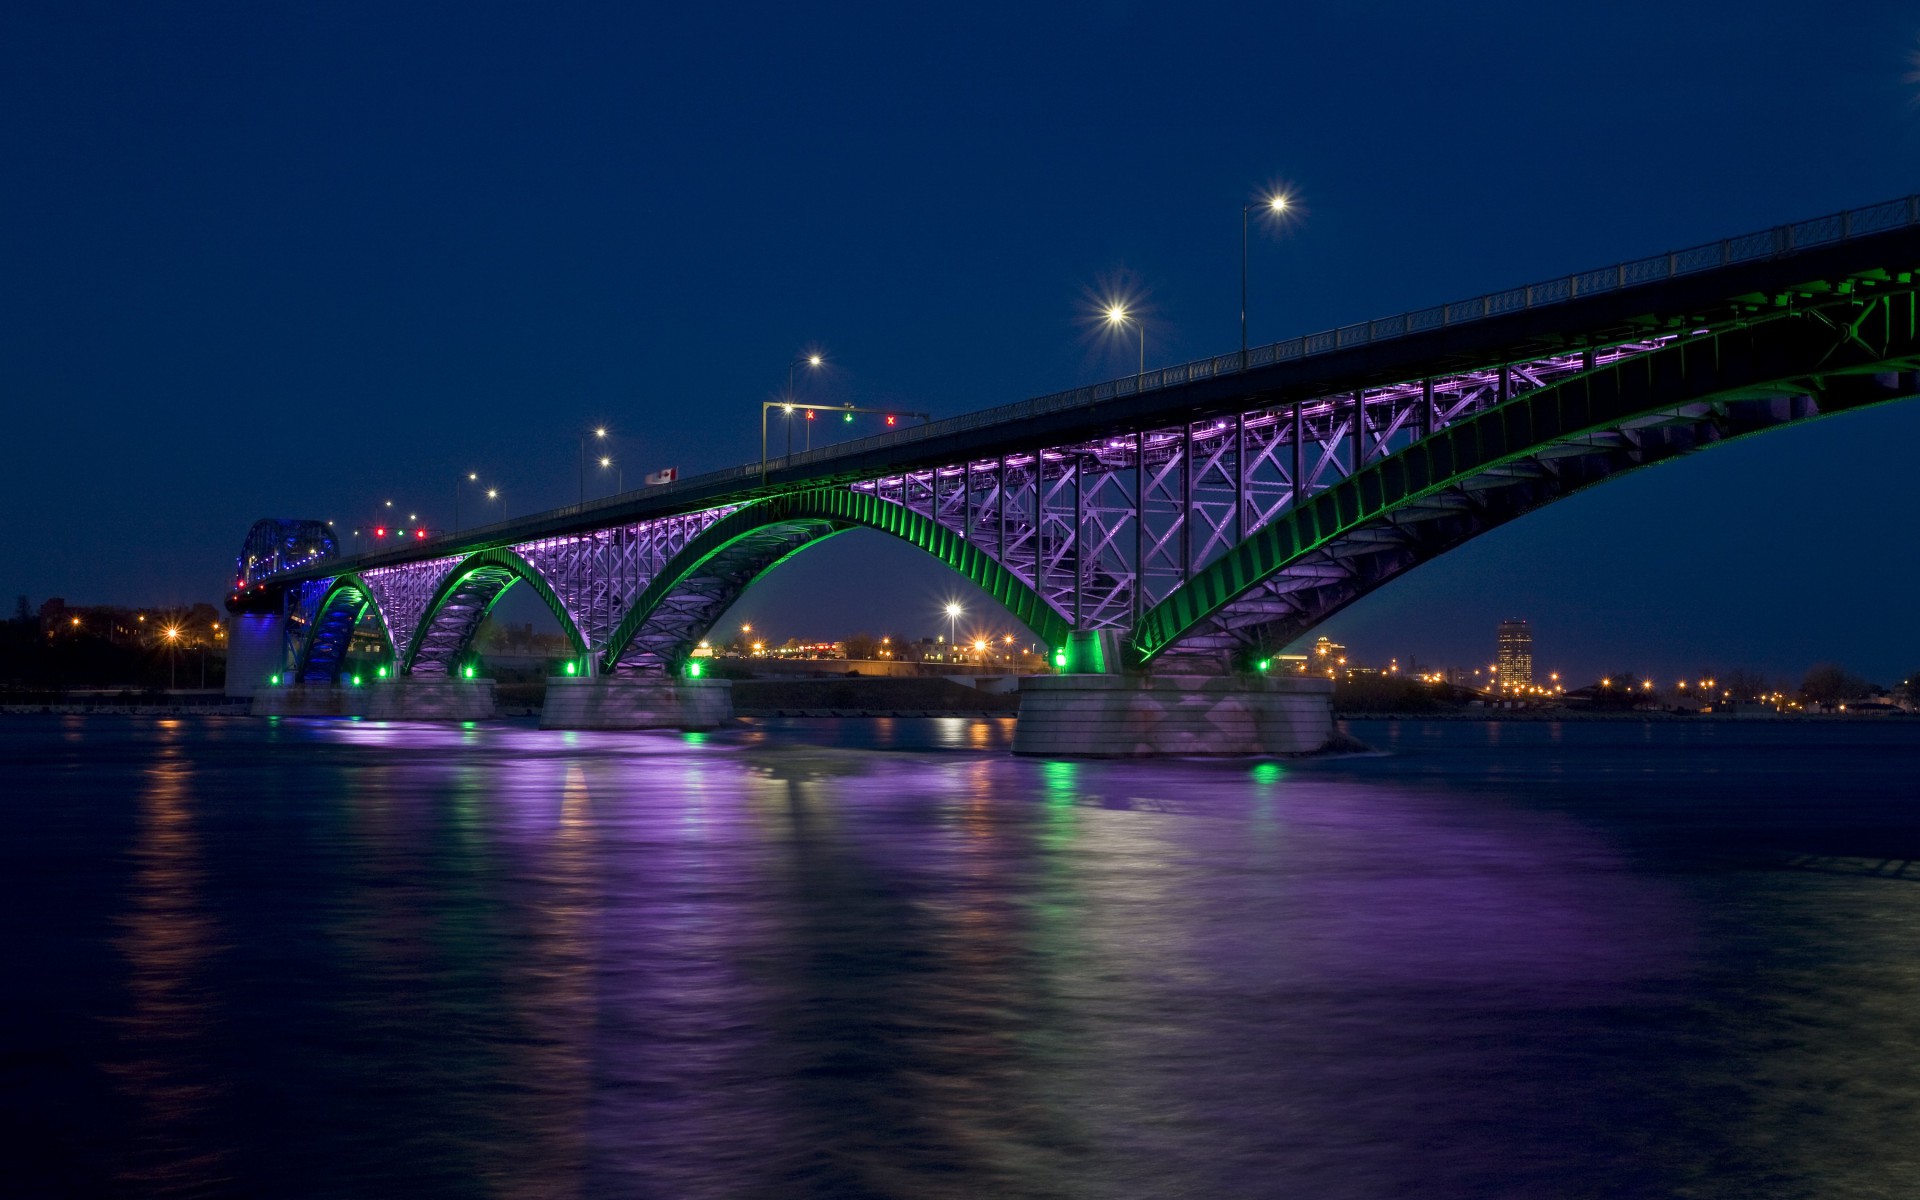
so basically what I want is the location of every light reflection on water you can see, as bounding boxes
[5,716,1920,1196]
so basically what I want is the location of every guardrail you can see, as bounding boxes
[304,192,1920,576]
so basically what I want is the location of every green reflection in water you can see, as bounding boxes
[683,732,707,746]
[1040,760,1079,847]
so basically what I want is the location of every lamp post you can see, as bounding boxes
[787,353,823,457]
[163,625,181,690]
[1242,192,1290,361]
[763,353,825,482]
[599,455,621,496]
[1106,305,1143,376]
[454,472,480,533]
[944,602,962,657]
[579,427,607,505]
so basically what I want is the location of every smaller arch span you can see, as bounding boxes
[599,489,1073,674]
[295,574,397,683]
[403,548,589,676]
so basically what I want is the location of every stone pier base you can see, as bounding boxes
[365,678,497,720]
[539,676,733,731]
[1012,673,1334,757]
[251,684,370,718]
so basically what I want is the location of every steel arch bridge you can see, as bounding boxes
[232,195,1920,684]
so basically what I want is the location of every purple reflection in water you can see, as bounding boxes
[6,716,1920,1196]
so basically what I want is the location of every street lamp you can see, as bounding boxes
[454,472,480,534]
[1242,191,1291,360]
[1106,304,1143,376]
[163,625,181,690]
[787,353,824,456]
[944,601,962,654]
[599,454,621,495]
[580,427,608,505]
[762,353,827,482]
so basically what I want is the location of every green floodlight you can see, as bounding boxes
[462,665,475,679]
[1053,650,1068,669]
[376,665,388,678]
[686,660,704,679]
[269,673,281,686]
[350,674,362,686]
[1256,659,1272,672]
[563,661,577,677]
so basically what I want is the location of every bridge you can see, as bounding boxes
[229,194,1920,754]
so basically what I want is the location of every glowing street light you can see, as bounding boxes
[579,427,610,504]
[944,601,963,652]
[162,624,182,690]
[454,471,483,534]
[764,351,828,478]
[1105,304,1143,376]
[1241,190,1292,359]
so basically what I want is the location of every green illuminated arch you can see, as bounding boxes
[1132,302,1920,665]
[599,488,1071,673]
[295,573,397,682]
[402,547,587,676]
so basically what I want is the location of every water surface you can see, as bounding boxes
[5,715,1920,1197]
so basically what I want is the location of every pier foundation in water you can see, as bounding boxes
[1012,673,1334,757]
[539,676,733,731]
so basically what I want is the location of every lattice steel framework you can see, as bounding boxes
[842,339,1672,646]
[251,198,1920,681]
[281,291,1920,680]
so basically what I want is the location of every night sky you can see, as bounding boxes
[4,2,1919,685]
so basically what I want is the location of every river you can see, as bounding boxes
[5,714,1919,1197]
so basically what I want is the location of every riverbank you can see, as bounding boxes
[1336,707,1908,722]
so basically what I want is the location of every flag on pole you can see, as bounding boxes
[645,467,679,486]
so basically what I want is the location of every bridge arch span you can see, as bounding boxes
[295,574,398,683]
[600,488,1073,674]
[403,548,588,676]
[1133,302,1920,668]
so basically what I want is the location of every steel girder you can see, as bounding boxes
[1131,291,1920,666]
[600,489,1073,674]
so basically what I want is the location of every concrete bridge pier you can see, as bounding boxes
[365,677,497,720]
[251,684,371,717]
[1012,670,1335,757]
[225,612,287,699]
[539,675,733,731]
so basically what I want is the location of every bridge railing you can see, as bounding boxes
[310,193,1920,574]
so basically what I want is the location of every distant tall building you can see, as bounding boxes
[1496,619,1533,689]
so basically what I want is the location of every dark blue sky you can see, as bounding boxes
[4,2,1919,684]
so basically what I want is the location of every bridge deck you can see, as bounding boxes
[259,194,1920,590]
